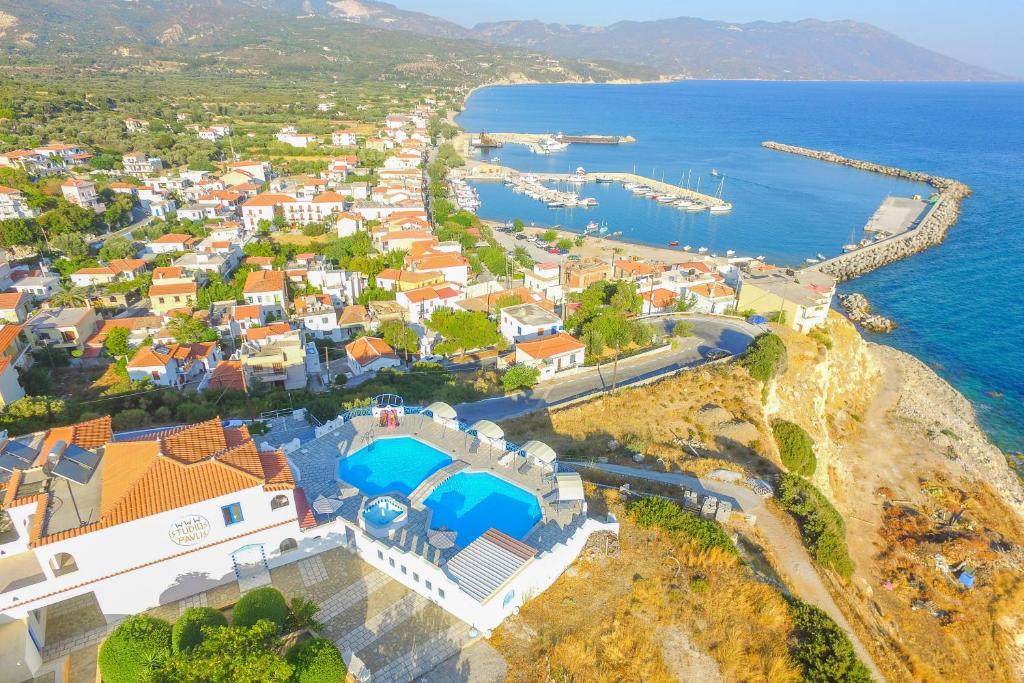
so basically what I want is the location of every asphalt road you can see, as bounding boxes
[454,314,761,423]
[583,463,886,683]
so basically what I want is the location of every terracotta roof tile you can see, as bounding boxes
[515,332,585,360]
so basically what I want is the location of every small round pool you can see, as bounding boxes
[361,495,408,539]
[424,472,541,546]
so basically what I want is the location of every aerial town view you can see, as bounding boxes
[0,1,1021,682]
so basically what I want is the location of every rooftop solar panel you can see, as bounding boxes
[51,457,94,486]
[63,444,101,470]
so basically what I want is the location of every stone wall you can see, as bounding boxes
[762,141,972,282]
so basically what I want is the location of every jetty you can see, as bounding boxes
[762,141,972,282]
[466,164,730,210]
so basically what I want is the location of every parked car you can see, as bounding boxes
[515,233,528,240]
[557,248,569,255]
[704,348,731,361]
[547,246,560,254]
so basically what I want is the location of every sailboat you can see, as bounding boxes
[709,177,732,213]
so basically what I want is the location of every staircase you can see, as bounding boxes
[408,461,469,508]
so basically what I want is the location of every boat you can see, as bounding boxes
[805,257,820,264]
[711,168,720,177]
[595,176,614,184]
[685,204,705,212]
[726,249,736,256]
[585,221,599,233]
[709,203,732,213]
[580,197,599,207]
[669,240,679,247]
[816,253,827,261]
[598,225,610,235]
[623,182,639,190]
[611,231,623,237]
[547,201,564,208]
[657,195,677,203]
[697,246,708,254]
[843,244,860,252]
[683,245,692,251]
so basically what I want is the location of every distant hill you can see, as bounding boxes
[473,17,1007,81]
[0,0,655,87]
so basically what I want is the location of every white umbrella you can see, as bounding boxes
[312,494,344,514]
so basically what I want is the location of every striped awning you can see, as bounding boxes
[445,529,537,602]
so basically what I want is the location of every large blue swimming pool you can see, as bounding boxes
[337,437,452,496]
[424,472,542,546]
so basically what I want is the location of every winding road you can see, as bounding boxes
[455,314,762,423]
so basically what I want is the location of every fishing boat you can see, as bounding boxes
[669,240,679,247]
[585,221,600,233]
[598,224,610,235]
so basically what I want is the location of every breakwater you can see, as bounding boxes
[762,141,972,281]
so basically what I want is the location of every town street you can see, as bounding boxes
[455,314,761,423]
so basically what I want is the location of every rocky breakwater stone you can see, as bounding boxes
[762,141,972,282]
[839,293,897,333]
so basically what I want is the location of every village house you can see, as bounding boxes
[275,127,319,148]
[26,307,98,354]
[396,285,460,325]
[0,292,32,324]
[409,251,470,286]
[242,269,288,317]
[10,273,61,302]
[375,268,445,293]
[338,304,373,339]
[375,229,436,253]
[686,282,737,315]
[124,117,149,132]
[69,259,146,288]
[335,211,363,237]
[0,186,38,221]
[227,160,272,183]
[345,337,400,377]
[60,179,104,213]
[147,233,198,255]
[514,332,586,382]
[500,303,564,343]
[736,269,836,333]
[121,153,164,177]
[85,316,165,354]
[331,131,357,146]
[148,281,198,315]
[562,258,613,292]
[0,324,30,406]
[126,342,221,388]
[240,326,309,390]
[293,294,342,342]
[0,150,57,174]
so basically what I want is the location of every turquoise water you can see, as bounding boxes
[363,497,405,525]
[423,471,542,545]
[457,82,1024,452]
[338,437,452,496]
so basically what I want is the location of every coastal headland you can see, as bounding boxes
[763,141,972,282]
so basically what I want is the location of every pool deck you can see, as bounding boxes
[288,414,586,565]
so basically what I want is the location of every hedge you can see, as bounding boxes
[772,419,817,476]
[232,586,289,629]
[777,474,854,578]
[172,606,228,653]
[788,598,873,682]
[627,496,737,555]
[98,615,172,683]
[287,638,348,683]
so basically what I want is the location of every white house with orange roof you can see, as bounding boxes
[0,416,316,679]
[345,337,400,376]
[500,303,564,344]
[69,259,146,288]
[126,342,221,388]
[276,128,319,148]
[60,179,104,213]
[0,149,55,174]
[685,281,737,315]
[514,332,586,381]
[229,304,264,336]
[0,292,31,324]
[242,270,288,317]
[335,211,363,237]
[148,281,198,315]
[121,152,164,177]
[409,250,470,286]
[147,233,198,255]
[292,294,341,342]
[0,185,38,221]
[396,285,461,325]
[375,229,437,253]
[375,268,445,293]
[0,324,31,405]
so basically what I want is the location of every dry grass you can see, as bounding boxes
[492,490,802,682]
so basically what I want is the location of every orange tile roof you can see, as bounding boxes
[86,317,165,348]
[35,415,113,468]
[153,266,184,280]
[108,259,146,273]
[413,253,469,271]
[243,193,295,207]
[380,230,435,243]
[0,184,22,194]
[0,291,28,310]
[232,304,262,320]
[127,342,216,369]
[149,282,197,297]
[311,191,347,203]
[338,305,369,326]
[243,269,285,294]
[294,294,333,315]
[244,256,274,266]
[515,332,585,360]
[346,337,397,368]
[207,360,247,392]
[244,322,294,343]
[641,288,679,309]
[153,233,196,245]
[0,324,22,355]
[678,261,713,274]
[689,282,736,299]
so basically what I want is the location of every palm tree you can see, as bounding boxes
[50,283,89,308]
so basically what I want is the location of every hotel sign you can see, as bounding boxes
[169,514,211,546]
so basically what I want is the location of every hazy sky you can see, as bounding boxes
[386,0,1024,77]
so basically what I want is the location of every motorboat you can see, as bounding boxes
[669,240,679,247]
[843,244,860,252]
[697,246,708,254]
[683,245,692,251]
[709,203,732,213]
[726,249,736,256]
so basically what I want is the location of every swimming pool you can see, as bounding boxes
[337,437,452,496]
[424,472,542,546]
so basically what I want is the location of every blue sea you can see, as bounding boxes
[456,82,1024,452]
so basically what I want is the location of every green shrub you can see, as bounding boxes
[772,419,817,476]
[98,615,172,683]
[777,474,854,578]
[287,638,348,683]
[740,332,787,383]
[787,598,873,682]
[627,497,736,556]
[232,587,289,630]
[501,365,541,392]
[672,320,694,337]
[172,607,228,653]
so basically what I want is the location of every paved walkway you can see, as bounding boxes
[335,592,430,655]
[586,463,886,682]
[373,622,475,683]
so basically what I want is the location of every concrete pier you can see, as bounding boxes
[762,141,972,282]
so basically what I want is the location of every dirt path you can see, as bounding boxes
[588,463,888,683]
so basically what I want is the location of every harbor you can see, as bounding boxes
[468,131,636,155]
